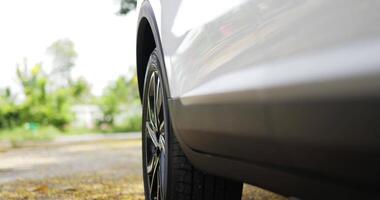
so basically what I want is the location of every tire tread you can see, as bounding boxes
[169,129,242,200]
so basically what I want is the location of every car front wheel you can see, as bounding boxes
[142,49,243,200]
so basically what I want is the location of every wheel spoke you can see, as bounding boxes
[146,122,159,148]
[148,72,157,130]
[155,78,162,119]
[147,154,158,174]
[149,155,160,197]
[159,121,165,135]
[159,135,165,154]
[147,102,156,132]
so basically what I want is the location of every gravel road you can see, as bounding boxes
[0,134,286,200]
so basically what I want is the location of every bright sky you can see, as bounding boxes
[0,0,136,96]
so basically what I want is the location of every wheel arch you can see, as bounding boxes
[136,17,155,101]
[136,0,169,101]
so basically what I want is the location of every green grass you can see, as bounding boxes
[0,126,60,147]
[0,115,142,148]
[106,115,142,133]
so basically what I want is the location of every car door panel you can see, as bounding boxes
[160,0,380,180]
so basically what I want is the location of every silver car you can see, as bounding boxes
[136,0,380,199]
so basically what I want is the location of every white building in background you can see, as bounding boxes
[71,104,102,128]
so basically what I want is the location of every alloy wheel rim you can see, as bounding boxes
[145,70,166,200]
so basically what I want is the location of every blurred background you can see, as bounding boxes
[0,0,141,143]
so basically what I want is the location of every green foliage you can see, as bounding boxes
[1,38,141,141]
[0,126,60,145]
[0,39,87,131]
[97,74,139,127]
[117,0,137,15]
[0,88,20,129]
[71,77,91,101]
[14,63,75,130]
[117,114,141,132]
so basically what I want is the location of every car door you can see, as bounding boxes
[159,0,290,167]
[157,0,380,193]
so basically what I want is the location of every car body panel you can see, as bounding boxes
[155,0,380,98]
[137,0,380,198]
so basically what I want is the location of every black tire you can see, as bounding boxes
[142,49,243,200]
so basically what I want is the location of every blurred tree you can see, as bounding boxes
[48,88,74,129]
[0,39,93,131]
[17,63,49,126]
[117,0,136,15]
[0,88,20,129]
[16,63,74,130]
[70,77,91,102]
[98,72,139,127]
[47,39,78,87]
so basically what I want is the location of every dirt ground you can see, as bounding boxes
[0,137,286,200]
